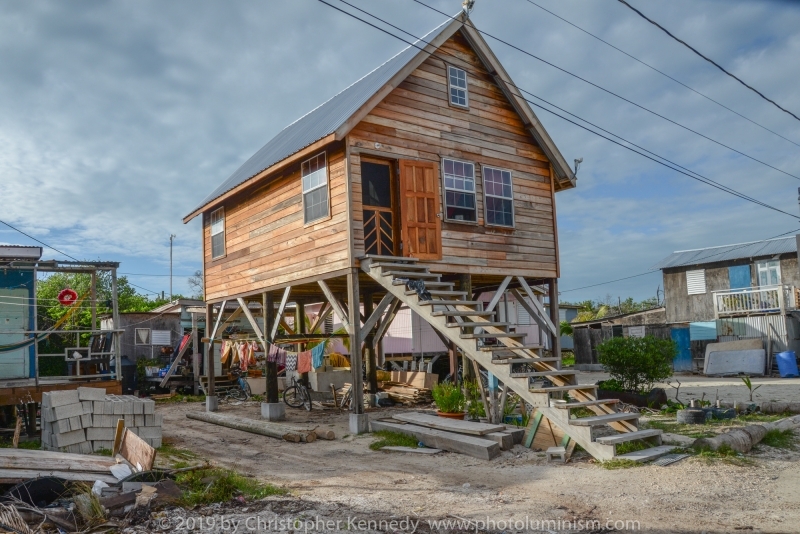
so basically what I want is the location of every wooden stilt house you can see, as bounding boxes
[184,13,664,460]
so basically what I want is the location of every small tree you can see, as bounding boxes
[596,335,676,394]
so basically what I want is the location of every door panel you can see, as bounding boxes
[362,161,397,256]
[671,327,693,372]
[399,160,442,260]
[0,289,30,379]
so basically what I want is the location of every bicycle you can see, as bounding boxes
[283,376,312,411]
[224,365,251,401]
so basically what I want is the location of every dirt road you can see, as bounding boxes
[158,400,800,533]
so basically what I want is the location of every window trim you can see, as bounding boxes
[756,260,781,287]
[447,65,469,109]
[481,164,515,229]
[440,157,478,225]
[210,207,226,259]
[301,151,331,225]
[135,328,151,346]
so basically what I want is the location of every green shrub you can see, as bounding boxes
[464,380,485,420]
[431,382,466,414]
[596,335,676,394]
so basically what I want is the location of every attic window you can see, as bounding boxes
[210,207,225,259]
[448,66,468,108]
[686,269,706,295]
[302,152,329,223]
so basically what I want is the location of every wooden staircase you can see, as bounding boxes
[361,256,665,461]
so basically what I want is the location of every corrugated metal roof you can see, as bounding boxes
[653,236,797,270]
[188,18,453,217]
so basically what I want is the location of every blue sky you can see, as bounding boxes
[1,0,799,302]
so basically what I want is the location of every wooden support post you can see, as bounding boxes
[363,291,377,395]
[206,302,215,396]
[264,292,278,404]
[296,300,307,385]
[191,312,200,395]
[549,279,561,360]
[111,268,121,384]
[460,274,473,381]
[26,403,36,436]
[90,272,97,332]
[448,342,458,383]
[347,269,364,414]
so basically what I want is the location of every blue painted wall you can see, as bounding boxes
[0,269,36,378]
[728,265,751,290]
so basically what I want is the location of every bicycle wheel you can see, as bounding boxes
[243,380,252,400]
[303,388,312,412]
[283,386,305,408]
[228,385,248,401]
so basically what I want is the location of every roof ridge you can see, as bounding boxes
[672,235,794,254]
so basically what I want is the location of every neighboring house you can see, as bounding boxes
[653,236,800,369]
[101,312,181,363]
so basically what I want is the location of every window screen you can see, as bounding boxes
[448,66,468,107]
[483,166,514,227]
[442,158,476,222]
[210,208,225,259]
[302,152,328,223]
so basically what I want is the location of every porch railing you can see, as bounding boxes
[712,285,796,318]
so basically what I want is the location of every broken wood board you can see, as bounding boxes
[370,420,500,460]
[381,446,442,454]
[392,412,506,436]
[0,469,118,484]
[0,449,117,473]
[186,411,316,442]
[118,428,156,471]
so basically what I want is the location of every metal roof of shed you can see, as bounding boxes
[653,236,797,270]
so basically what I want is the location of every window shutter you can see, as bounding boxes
[686,269,707,295]
[517,302,531,325]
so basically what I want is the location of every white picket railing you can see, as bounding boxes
[713,285,796,318]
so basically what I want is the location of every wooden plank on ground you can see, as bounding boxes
[381,446,442,454]
[370,420,501,460]
[393,412,506,436]
[186,411,316,443]
[0,449,117,472]
[0,469,118,484]
[119,428,156,472]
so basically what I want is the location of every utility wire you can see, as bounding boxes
[411,0,800,182]
[319,0,800,221]
[0,219,80,262]
[617,0,800,123]
[524,0,800,148]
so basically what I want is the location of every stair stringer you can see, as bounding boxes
[538,406,616,460]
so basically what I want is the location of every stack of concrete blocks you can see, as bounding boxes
[41,387,162,453]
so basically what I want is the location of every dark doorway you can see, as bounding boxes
[362,160,397,256]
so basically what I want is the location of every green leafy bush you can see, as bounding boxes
[464,380,485,420]
[596,335,676,394]
[431,382,466,414]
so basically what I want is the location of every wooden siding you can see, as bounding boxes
[348,30,559,278]
[203,145,350,301]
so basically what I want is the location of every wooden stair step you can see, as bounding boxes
[529,384,598,393]
[569,412,640,427]
[461,332,525,340]
[492,357,559,364]
[432,310,495,317]
[595,429,662,445]
[362,255,419,262]
[419,300,481,307]
[446,321,509,329]
[480,344,542,352]
[614,445,674,463]
[375,262,431,271]
[509,370,576,378]
[393,280,454,289]
[383,271,439,279]
[406,289,467,297]
[551,399,620,409]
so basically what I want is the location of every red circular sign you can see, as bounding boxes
[57,289,78,306]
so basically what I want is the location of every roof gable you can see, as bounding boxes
[653,236,797,270]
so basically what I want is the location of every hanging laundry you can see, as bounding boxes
[267,344,279,363]
[285,353,298,372]
[236,342,247,370]
[311,341,326,369]
[297,351,312,374]
[220,341,232,365]
[248,341,258,366]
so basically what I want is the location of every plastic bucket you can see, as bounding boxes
[776,351,799,378]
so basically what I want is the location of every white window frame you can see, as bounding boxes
[441,157,477,224]
[135,328,151,346]
[447,65,469,108]
[756,260,781,287]
[301,152,330,224]
[481,165,515,228]
[210,207,226,259]
[686,269,707,295]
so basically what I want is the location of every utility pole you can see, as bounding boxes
[169,234,176,300]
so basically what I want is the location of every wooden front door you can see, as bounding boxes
[362,160,398,256]
[399,159,442,260]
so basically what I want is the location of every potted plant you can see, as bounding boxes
[595,335,675,407]
[431,382,466,419]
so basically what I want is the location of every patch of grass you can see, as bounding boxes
[645,419,715,439]
[761,429,796,449]
[93,448,113,457]
[250,394,264,402]
[158,443,199,462]
[615,440,651,455]
[154,394,206,404]
[694,444,753,466]
[560,352,575,367]
[0,439,41,450]
[600,459,643,470]
[369,430,419,451]
[176,468,286,506]
[571,407,596,419]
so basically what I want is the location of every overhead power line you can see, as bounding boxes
[524,0,800,148]
[617,0,800,123]
[318,0,800,221]
[411,0,800,182]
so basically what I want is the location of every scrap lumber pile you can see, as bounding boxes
[379,382,433,405]
[371,411,524,460]
[41,388,162,453]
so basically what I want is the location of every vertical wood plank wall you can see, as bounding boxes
[348,31,558,278]
[203,147,350,301]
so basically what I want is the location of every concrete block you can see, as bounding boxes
[148,437,162,449]
[93,401,106,414]
[52,419,71,434]
[154,413,162,426]
[142,400,155,415]
[41,432,51,447]
[112,401,125,415]
[144,414,155,426]
[206,395,218,412]
[349,413,369,435]
[81,413,92,428]
[53,403,85,421]
[124,414,134,427]
[65,441,92,455]
[78,387,106,401]
[86,427,116,441]
[134,414,144,427]
[260,402,285,421]
[81,401,93,413]
[46,390,81,408]
[68,416,82,430]
[137,426,162,439]
[52,429,87,448]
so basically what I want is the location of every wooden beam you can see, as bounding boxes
[208,300,227,341]
[206,302,215,396]
[318,280,350,334]
[271,287,291,340]
[347,268,364,414]
[484,276,512,313]
[237,298,266,346]
[158,335,192,388]
[363,291,377,395]
[191,312,200,395]
[264,292,279,404]
[514,278,557,335]
[549,279,561,360]
[373,299,401,343]
[360,292,394,343]
[309,302,332,334]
